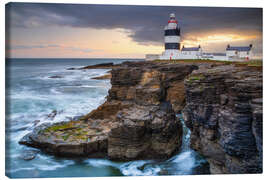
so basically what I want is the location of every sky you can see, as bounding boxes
[5,3,262,58]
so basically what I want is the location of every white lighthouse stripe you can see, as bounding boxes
[165,36,180,43]
[165,23,178,30]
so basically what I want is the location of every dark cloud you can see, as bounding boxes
[6,3,262,45]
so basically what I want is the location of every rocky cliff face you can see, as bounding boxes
[20,61,197,160]
[182,65,262,174]
[85,62,197,160]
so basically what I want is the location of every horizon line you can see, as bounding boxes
[5,57,145,59]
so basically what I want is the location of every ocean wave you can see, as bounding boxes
[119,160,160,176]
[6,167,36,174]
[34,161,74,171]
[33,68,110,82]
[85,159,120,168]
[33,154,75,171]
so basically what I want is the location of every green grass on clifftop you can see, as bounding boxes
[153,59,262,67]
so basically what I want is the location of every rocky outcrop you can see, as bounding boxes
[20,61,197,160]
[67,62,119,70]
[49,75,63,79]
[91,73,112,80]
[79,63,117,69]
[182,65,262,174]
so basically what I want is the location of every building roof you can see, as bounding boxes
[212,53,226,56]
[202,53,226,57]
[202,53,213,56]
[181,47,200,51]
[226,46,251,51]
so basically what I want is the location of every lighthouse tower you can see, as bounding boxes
[160,13,181,60]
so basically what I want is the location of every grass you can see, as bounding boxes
[44,122,74,132]
[186,74,205,82]
[62,134,71,141]
[40,119,104,142]
[153,59,263,67]
[154,59,230,64]
[236,60,262,67]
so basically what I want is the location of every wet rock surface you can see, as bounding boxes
[79,63,117,69]
[182,65,262,174]
[49,75,63,79]
[91,73,112,80]
[19,61,196,160]
[20,149,39,161]
[19,121,110,157]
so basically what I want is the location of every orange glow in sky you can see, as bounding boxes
[6,26,262,59]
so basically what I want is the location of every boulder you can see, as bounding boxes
[49,75,63,79]
[20,149,39,161]
[108,103,182,160]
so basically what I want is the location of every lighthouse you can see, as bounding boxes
[162,13,181,60]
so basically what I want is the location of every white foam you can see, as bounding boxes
[33,155,75,171]
[119,160,160,176]
[34,163,70,171]
[6,167,36,174]
[168,150,196,174]
[85,159,119,168]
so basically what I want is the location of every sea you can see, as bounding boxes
[5,58,209,178]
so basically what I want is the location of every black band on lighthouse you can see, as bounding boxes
[165,43,180,50]
[164,28,180,36]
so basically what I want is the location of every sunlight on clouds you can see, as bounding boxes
[180,31,261,56]
[182,33,258,47]
[197,34,257,43]
[7,28,163,58]
[7,26,261,58]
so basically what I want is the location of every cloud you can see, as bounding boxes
[65,46,99,53]
[6,3,262,46]
[6,44,60,50]
[6,43,98,54]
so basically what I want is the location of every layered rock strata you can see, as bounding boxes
[182,65,262,174]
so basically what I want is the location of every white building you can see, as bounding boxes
[180,45,202,59]
[226,44,253,60]
[201,53,228,61]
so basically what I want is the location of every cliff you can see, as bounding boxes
[182,64,262,174]
[19,60,263,174]
[20,61,197,160]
